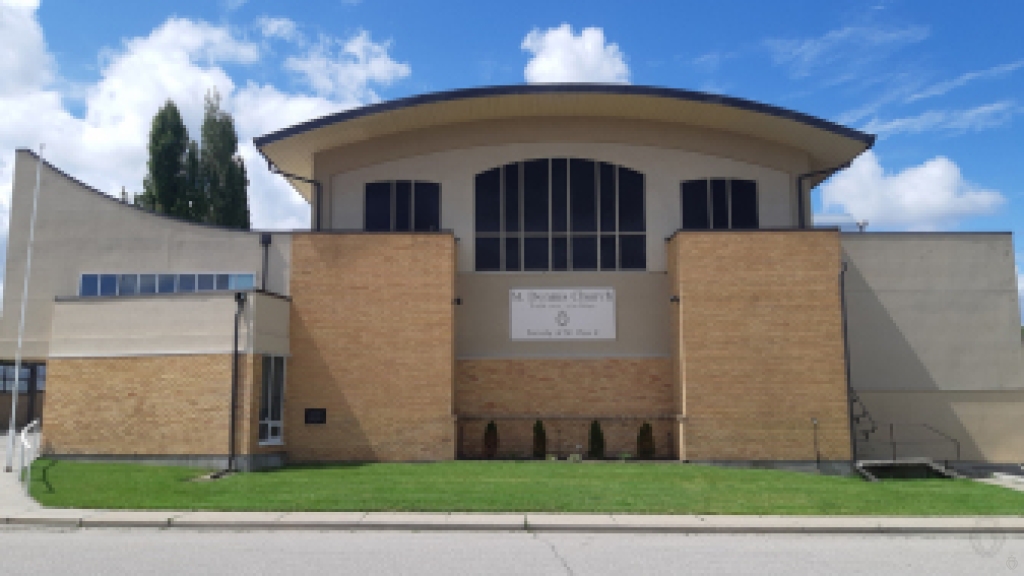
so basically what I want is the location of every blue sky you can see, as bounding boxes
[1,0,1023,312]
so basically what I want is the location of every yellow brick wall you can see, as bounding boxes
[668,230,851,461]
[455,358,676,458]
[457,419,676,459]
[43,355,239,456]
[286,233,456,462]
[42,353,279,459]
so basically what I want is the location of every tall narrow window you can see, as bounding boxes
[394,181,412,232]
[681,179,759,230]
[259,356,285,444]
[523,159,548,233]
[570,159,596,232]
[364,182,391,231]
[475,158,646,271]
[711,179,729,229]
[681,180,709,229]
[364,180,442,232]
[730,179,759,229]
[413,182,441,231]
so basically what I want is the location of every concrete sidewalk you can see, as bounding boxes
[0,433,41,517]
[2,509,1024,533]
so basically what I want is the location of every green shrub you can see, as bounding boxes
[483,420,499,459]
[588,420,605,459]
[532,420,547,459]
[637,422,655,459]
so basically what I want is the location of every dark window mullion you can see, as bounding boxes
[595,161,600,269]
[548,159,553,271]
[567,160,572,270]
[615,167,620,269]
[390,181,396,232]
[520,162,525,272]
[706,180,712,228]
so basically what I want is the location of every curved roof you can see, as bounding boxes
[255,84,875,203]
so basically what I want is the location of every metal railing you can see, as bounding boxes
[18,419,39,494]
[857,422,960,463]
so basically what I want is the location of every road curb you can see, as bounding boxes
[4,515,1024,534]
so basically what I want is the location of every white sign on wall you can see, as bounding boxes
[509,288,616,340]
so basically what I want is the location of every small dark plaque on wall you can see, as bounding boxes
[305,408,327,424]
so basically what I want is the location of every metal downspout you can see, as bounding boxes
[229,292,247,472]
[840,262,857,467]
[795,163,851,228]
[266,161,323,231]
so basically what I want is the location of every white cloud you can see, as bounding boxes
[284,31,410,102]
[0,0,53,95]
[521,24,629,84]
[817,150,1005,230]
[0,8,411,310]
[257,16,301,43]
[223,0,248,10]
[907,60,1024,103]
[863,100,1019,137]
[766,25,928,79]
[1016,259,1024,323]
[691,51,733,73]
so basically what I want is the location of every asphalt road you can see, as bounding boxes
[0,527,1021,575]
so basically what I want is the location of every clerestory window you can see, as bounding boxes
[364,181,441,232]
[681,178,759,230]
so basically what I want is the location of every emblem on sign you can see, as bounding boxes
[555,310,570,327]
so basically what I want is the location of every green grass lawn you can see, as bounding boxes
[28,459,1024,515]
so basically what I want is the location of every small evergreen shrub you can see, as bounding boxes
[532,420,547,459]
[483,420,499,459]
[588,420,605,459]
[637,421,655,459]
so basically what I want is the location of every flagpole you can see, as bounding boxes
[5,144,43,472]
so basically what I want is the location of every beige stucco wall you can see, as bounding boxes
[48,291,288,358]
[321,118,807,272]
[856,390,1024,463]
[250,292,290,357]
[0,150,292,359]
[455,272,671,358]
[843,233,1023,463]
[843,233,1022,393]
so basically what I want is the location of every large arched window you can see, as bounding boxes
[474,159,645,271]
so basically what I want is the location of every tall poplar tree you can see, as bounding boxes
[139,100,189,217]
[201,90,250,230]
[139,91,250,229]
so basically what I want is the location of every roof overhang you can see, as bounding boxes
[254,84,875,204]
